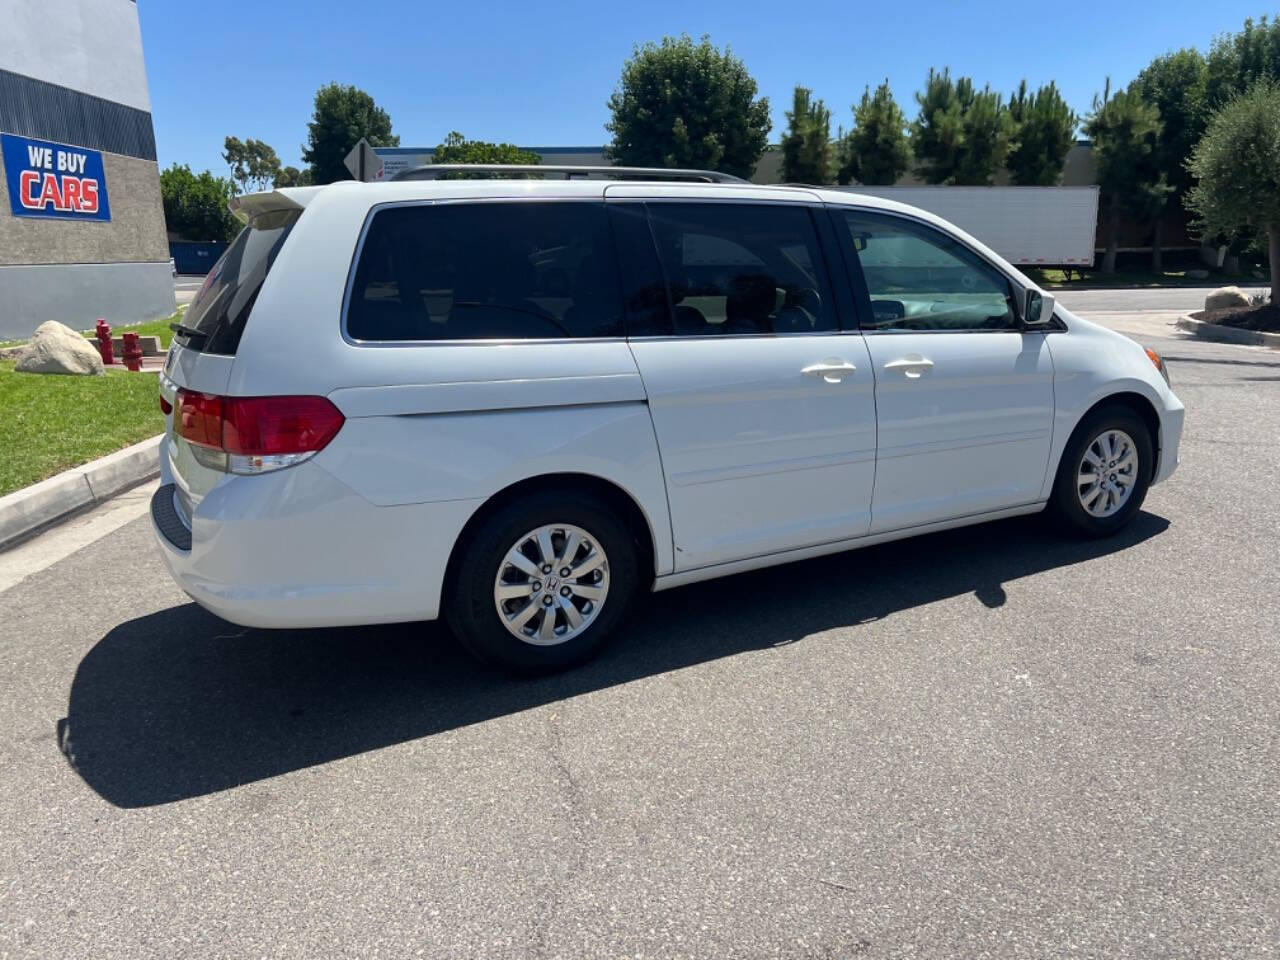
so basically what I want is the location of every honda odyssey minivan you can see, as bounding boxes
[152,165,1184,672]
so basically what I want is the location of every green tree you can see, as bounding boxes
[1205,15,1280,107]
[1186,81,1280,302]
[912,67,966,183]
[222,136,281,194]
[1133,49,1207,271]
[836,81,912,185]
[159,164,239,241]
[606,35,771,179]
[911,68,1012,185]
[954,84,1014,185]
[429,131,542,176]
[301,82,399,185]
[273,165,313,188]
[1006,80,1076,186]
[780,86,833,183]
[1084,80,1171,274]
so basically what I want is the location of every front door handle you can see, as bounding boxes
[802,359,857,383]
[884,356,934,378]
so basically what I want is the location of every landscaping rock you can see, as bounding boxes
[1186,268,1210,280]
[14,321,105,376]
[1205,286,1250,311]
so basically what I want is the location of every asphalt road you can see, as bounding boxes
[1053,285,1268,315]
[169,276,1268,315]
[2,318,1277,958]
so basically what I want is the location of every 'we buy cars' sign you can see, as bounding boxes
[2,133,111,221]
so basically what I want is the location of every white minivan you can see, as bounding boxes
[153,165,1184,673]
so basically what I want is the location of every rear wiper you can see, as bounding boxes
[169,322,208,342]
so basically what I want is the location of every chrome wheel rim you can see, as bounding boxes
[1077,429,1139,518]
[493,523,610,646]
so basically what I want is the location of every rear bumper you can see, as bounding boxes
[150,459,483,629]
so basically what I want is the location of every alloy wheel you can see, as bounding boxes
[493,523,610,646]
[1076,429,1139,518]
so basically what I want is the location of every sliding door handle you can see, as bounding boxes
[802,360,857,383]
[884,356,934,378]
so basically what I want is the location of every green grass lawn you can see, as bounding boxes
[1025,267,1270,289]
[96,315,180,349]
[1024,267,1213,289]
[0,359,163,497]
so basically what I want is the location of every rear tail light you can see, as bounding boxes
[175,389,344,475]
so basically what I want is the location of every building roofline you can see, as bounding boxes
[371,145,608,156]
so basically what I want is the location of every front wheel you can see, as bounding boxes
[1049,406,1154,538]
[444,491,639,674]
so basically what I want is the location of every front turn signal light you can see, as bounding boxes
[1145,347,1171,386]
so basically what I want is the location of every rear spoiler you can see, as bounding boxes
[227,187,317,227]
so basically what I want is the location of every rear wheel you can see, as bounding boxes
[445,492,639,674]
[1050,406,1153,538]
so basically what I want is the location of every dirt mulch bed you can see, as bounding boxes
[1191,301,1280,332]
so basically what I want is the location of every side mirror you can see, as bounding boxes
[1023,289,1056,327]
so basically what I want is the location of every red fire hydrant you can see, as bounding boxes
[94,318,114,365]
[122,331,143,372]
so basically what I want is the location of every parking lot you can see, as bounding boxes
[1,311,1277,958]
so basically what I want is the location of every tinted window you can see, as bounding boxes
[642,203,837,336]
[346,202,623,341]
[178,209,300,355]
[842,211,1016,331]
[607,203,672,337]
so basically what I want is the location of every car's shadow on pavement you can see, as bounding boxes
[59,511,1169,807]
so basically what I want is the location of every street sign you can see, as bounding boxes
[343,138,383,182]
[373,151,428,180]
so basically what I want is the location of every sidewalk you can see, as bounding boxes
[0,434,163,550]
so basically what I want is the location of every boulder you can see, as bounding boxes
[14,321,105,376]
[1205,286,1250,311]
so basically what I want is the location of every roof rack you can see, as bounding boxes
[389,164,747,184]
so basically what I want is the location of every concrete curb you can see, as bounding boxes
[1175,315,1280,349]
[0,434,162,550]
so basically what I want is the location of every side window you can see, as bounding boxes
[643,203,837,336]
[607,203,672,337]
[346,202,623,341]
[841,211,1017,332]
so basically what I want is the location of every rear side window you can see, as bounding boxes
[177,210,300,355]
[346,202,624,341]
[642,203,837,336]
[607,203,672,337]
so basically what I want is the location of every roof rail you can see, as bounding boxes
[389,164,748,184]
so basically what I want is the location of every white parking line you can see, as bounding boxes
[0,479,158,593]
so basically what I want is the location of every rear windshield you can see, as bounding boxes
[175,209,301,355]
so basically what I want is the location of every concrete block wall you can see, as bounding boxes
[0,0,175,339]
[0,152,170,266]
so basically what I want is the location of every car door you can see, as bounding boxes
[607,191,877,571]
[832,206,1055,533]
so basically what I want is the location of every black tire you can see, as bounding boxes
[1049,405,1154,538]
[444,490,640,674]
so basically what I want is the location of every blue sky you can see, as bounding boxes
[140,0,1272,176]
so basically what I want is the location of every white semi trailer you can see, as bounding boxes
[833,186,1099,266]
[354,144,1100,268]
